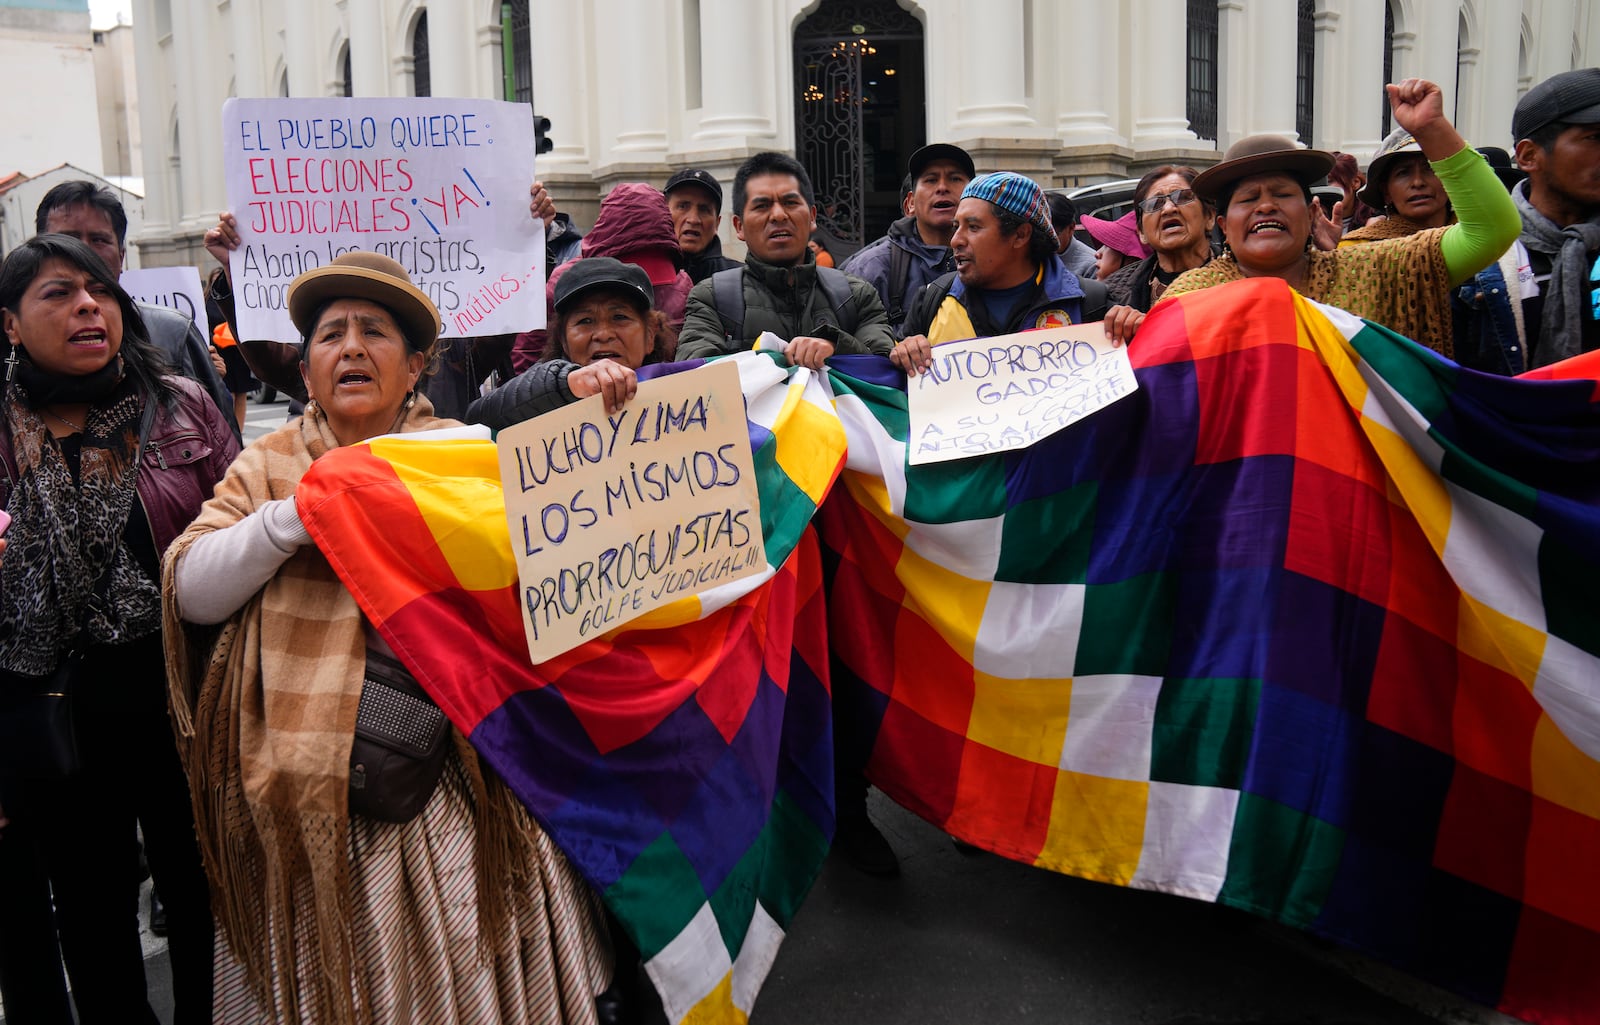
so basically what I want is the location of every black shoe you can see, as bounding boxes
[149,889,168,937]
[834,813,900,877]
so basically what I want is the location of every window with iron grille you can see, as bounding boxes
[413,11,431,98]
[340,44,352,97]
[1382,1,1395,135]
[1186,0,1218,142]
[507,0,532,105]
[1296,0,1316,143]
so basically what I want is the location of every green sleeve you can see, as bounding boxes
[1433,145,1521,286]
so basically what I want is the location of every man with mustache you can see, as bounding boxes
[675,151,895,370]
[841,144,974,334]
[894,172,1108,374]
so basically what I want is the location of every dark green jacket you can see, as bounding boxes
[675,252,896,360]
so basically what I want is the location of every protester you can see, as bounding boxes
[809,238,836,267]
[512,183,690,374]
[468,257,676,427]
[840,143,974,333]
[1046,191,1100,279]
[35,181,235,429]
[1328,151,1380,231]
[665,168,741,283]
[163,250,611,1024]
[1341,126,1453,243]
[676,151,895,368]
[1102,166,1218,315]
[895,171,1109,361]
[1454,67,1600,372]
[1081,210,1152,281]
[0,233,237,1024]
[1151,79,1519,357]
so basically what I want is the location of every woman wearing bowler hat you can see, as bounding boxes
[1151,78,1520,357]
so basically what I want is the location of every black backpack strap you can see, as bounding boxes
[816,266,857,333]
[1073,273,1110,324]
[901,271,958,339]
[885,244,913,324]
[711,268,746,344]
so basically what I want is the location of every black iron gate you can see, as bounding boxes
[793,1,924,249]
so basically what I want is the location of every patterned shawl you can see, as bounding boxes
[161,396,541,1025]
[1162,228,1455,357]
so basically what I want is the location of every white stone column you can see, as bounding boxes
[1218,0,1297,147]
[130,0,172,231]
[952,0,1031,130]
[695,0,776,140]
[596,0,668,157]
[168,0,225,224]
[230,0,267,97]
[424,1,476,97]
[1325,0,1386,159]
[348,0,389,96]
[1055,0,1127,147]
[1471,1,1520,150]
[1129,0,1200,149]
[528,0,590,167]
[1533,0,1576,84]
[281,0,321,96]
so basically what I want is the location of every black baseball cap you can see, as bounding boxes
[1512,68,1600,142]
[552,257,655,313]
[908,143,976,181]
[664,168,723,212]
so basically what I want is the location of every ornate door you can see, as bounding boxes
[794,1,924,249]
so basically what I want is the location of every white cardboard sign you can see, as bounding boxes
[497,360,765,663]
[907,325,1140,464]
[220,96,544,345]
[120,266,206,328]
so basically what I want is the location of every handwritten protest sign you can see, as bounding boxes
[120,266,206,327]
[220,96,543,346]
[907,324,1139,464]
[497,360,764,663]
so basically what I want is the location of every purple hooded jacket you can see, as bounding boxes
[511,183,691,373]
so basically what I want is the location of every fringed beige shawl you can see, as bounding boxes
[162,397,554,1024]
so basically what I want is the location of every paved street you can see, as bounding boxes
[53,792,1518,1025]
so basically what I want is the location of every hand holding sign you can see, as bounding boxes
[497,360,765,663]
[221,96,545,346]
[906,324,1140,464]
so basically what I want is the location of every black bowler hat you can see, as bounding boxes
[553,257,656,314]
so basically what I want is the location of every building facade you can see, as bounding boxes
[130,0,1597,267]
[0,0,105,177]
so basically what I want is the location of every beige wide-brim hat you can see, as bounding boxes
[1358,127,1424,209]
[286,250,441,353]
[1190,134,1335,204]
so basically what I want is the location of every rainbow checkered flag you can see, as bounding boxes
[819,278,1600,1025]
[296,353,846,1024]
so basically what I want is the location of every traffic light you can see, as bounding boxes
[534,115,553,155]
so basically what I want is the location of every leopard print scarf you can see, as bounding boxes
[0,373,154,675]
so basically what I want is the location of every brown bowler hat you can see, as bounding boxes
[287,250,441,353]
[1191,134,1335,204]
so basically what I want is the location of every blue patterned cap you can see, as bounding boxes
[961,172,1058,248]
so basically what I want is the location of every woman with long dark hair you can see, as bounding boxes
[0,233,238,1024]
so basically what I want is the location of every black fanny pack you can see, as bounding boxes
[349,649,451,823]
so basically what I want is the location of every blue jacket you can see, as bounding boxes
[839,216,956,333]
[1451,246,1527,376]
[902,255,1100,344]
